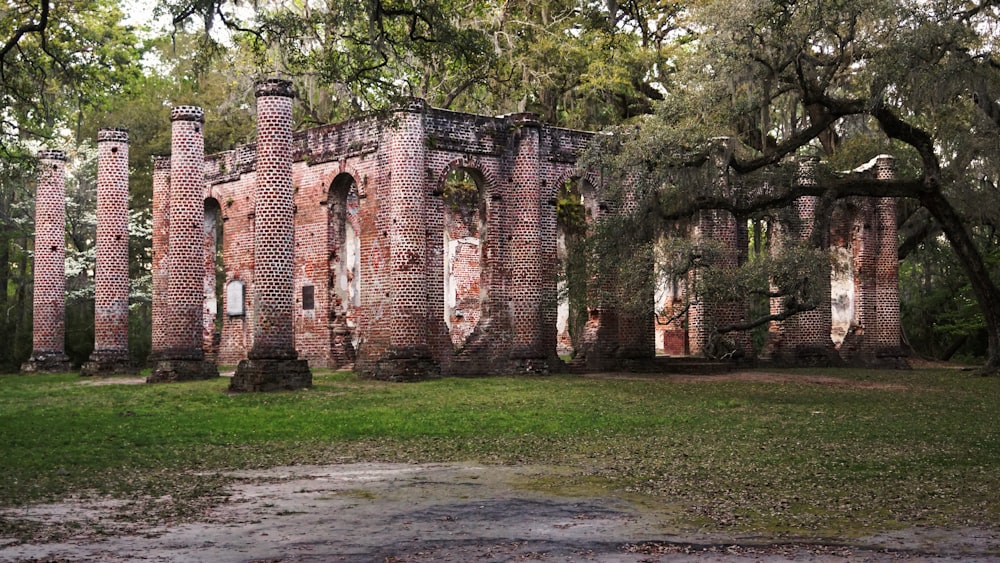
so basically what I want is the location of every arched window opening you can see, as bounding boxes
[329,174,362,360]
[556,178,590,358]
[203,198,224,358]
[442,168,487,348]
[830,208,859,346]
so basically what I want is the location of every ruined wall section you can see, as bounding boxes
[205,115,385,369]
[767,158,838,365]
[303,118,384,370]
[205,148,257,365]
[422,107,505,375]
[200,103,633,377]
[834,156,905,367]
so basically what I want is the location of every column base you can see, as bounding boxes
[857,347,911,369]
[148,359,220,383]
[230,358,312,392]
[773,345,844,367]
[81,349,138,376]
[366,347,440,382]
[21,350,72,373]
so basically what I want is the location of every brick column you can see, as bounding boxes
[82,128,136,375]
[873,155,906,366]
[149,155,170,362]
[22,150,71,373]
[769,157,838,365]
[688,141,752,359]
[508,113,549,365]
[149,106,219,382]
[852,197,878,362]
[614,191,655,363]
[231,78,311,391]
[370,98,438,380]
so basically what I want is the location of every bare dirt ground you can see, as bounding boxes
[3,462,999,562]
[4,370,999,562]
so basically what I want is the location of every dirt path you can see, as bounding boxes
[3,462,999,562]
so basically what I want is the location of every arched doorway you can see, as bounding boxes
[328,173,362,366]
[203,197,224,361]
[442,168,488,348]
[554,177,606,359]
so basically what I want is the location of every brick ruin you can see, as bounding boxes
[81,128,135,375]
[24,80,905,379]
[22,149,72,373]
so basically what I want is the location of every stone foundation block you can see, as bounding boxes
[230,358,312,392]
[148,359,220,383]
[368,347,440,382]
[21,350,72,373]
[80,349,138,376]
[775,345,844,368]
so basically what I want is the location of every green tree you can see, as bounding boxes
[0,0,142,370]
[586,0,1000,371]
[163,0,680,130]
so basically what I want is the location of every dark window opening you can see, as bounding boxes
[302,285,315,310]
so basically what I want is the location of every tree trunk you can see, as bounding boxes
[921,189,1000,373]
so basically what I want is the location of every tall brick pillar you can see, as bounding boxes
[614,193,655,363]
[688,141,752,359]
[231,79,312,391]
[149,155,171,362]
[82,128,136,375]
[850,197,878,363]
[370,98,438,380]
[22,150,71,373]
[509,113,552,367]
[149,106,219,382]
[769,157,838,365]
[873,156,906,366]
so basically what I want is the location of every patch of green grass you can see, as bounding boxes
[1,367,999,538]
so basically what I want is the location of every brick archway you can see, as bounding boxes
[328,172,361,367]
[439,166,489,349]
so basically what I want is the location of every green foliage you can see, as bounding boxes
[2,368,1000,537]
[900,234,993,361]
[555,179,586,238]
[0,0,143,155]
[441,169,480,212]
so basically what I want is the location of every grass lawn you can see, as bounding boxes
[1,367,998,539]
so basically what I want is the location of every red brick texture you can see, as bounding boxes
[22,150,71,373]
[81,128,136,375]
[230,79,311,392]
[150,155,171,359]
[142,98,904,378]
[768,155,905,367]
[149,106,219,382]
[766,157,839,365]
[191,102,600,379]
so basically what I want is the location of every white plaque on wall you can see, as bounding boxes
[226,280,245,316]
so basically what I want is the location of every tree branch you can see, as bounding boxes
[0,0,49,83]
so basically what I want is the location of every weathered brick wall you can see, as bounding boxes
[23,150,71,372]
[831,156,904,367]
[768,157,837,365]
[158,99,902,377]
[199,102,592,377]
